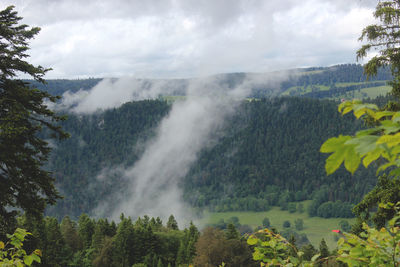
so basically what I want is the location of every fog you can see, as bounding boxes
[57,72,291,224]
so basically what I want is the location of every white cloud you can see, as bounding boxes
[1,0,377,78]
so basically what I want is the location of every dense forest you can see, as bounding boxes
[43,96,378,220]
[15,211,330,267]
[29,64,391,100]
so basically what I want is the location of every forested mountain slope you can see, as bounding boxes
[45,97,377,219]
[29,64,392,100]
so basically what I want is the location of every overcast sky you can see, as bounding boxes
[2,0,377,79]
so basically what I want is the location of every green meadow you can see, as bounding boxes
[199,201,355,250]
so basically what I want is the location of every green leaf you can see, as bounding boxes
[377,162,396,174]
[377,133,400,147]
[342,106,353,115]
[31,253,41,263]
[380,120,400,134]
[321,135,351,153]
[247,236,258,245]
[325,150,346,175]
[24,255,33,266]
[363,147,383,167]
[311,254,320,262]
[392,111,400,122]
[374,110,395,120]
[346,135,379,155]
[344,146,361,174]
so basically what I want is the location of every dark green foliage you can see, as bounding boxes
[262,217,270,228]
[294,218,304,231]
[43,96,378,219]
[15,213,200,267]
[46,99,170,218]
[308,185,355,218]
[319,239,329,259]
[297,203,304,213]
[300,244,318,261]
[112,216,135,267]
[357,0,400,99]
[225,223,239,240]
[352,174,400,231]
[166,215,178,230]
[279,229,310,248]
[42,217,68,267]
[194,227,257,267]
[183,97,375,216]
[288,203,297,213]
[338,220,351,233]
[78,214,95,249]
[283,221,291,228]
[0,5,68,234]
[60,216,81,253]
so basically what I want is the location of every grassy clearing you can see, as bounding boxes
[281,85,330,96]
[199,201,354,250]
[332,85,391,100]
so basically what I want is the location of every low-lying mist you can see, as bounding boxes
[55,72,291,225]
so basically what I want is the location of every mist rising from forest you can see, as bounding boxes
[57,72,291,223]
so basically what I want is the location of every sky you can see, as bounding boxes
[2,0,377,79]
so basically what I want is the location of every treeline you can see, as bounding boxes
[27,64,391,100]
[16,213,266,267]
[302,81,386,98]
[183,97,376,218]
[27,78,102,96]
[280,64,391,92]
[44,97,377,219]
[15,212,345,267]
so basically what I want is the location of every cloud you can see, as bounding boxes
[1,0,376,79]
[89,72,287,223]
[53,77,186,113]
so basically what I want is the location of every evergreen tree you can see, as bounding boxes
[318,238,329,266]
[60,216,82,253]
[78,214,94,249]
[112,217,135,267]
[42,217,68,267]
[357,0,400,99]
[0,5,68,234]
[166,215,178,230]
[294,218,304,231]
[262,217,270,228]
[157,257,163,267]
[225,223,239,240]
[300,244,318,261]
[92,236,113,267]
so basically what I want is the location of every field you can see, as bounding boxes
[198,201,355,250]
[333,85,391,100]
[281,81,391,100]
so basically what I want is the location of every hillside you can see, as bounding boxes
[29,64,392,101]
[43,96,377,219]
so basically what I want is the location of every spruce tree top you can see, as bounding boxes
[0,5,68,233]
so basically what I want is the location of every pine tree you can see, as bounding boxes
[357,0,400,99]
[43,217,68,267]
[60,216,82,253]
[166,215,178,230]
[157,257,163,267]
[78,214,94,249]
[0,5,68,234]
[317,238,329,266]
[225,223,239,240]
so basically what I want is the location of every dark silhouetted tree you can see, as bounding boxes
[0,5,68,234]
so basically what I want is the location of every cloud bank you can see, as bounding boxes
[2,0,377,79]
[89,73,287,223]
